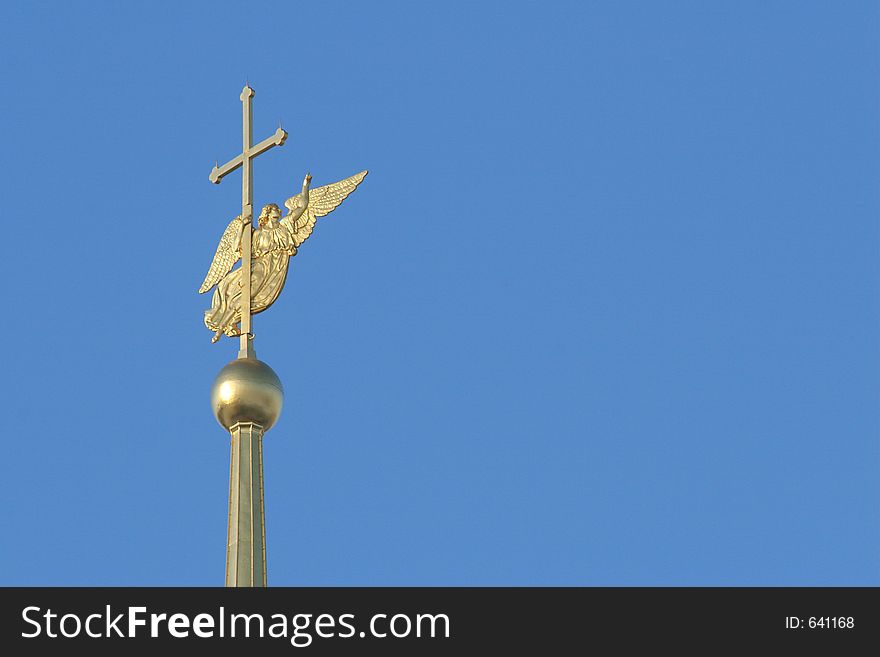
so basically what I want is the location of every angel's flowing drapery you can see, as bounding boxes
[204,222,295,338]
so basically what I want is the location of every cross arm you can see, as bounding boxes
[209,127,289,184]
[209,154,242,184]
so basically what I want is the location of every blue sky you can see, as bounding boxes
[1,1,877,585]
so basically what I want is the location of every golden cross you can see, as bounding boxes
[209,85,288,359]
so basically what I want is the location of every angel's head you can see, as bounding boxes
[258,203,282,227]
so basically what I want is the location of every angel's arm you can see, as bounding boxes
[285,173,312,225]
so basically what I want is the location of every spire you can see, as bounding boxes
[226,422,267,586]
[211,357,284,587]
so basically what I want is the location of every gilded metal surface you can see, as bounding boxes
[200,85,367,359]
[204,85,287,359]
[211,358,284,431]
[199,215,244,294]
[225,422,267,587]
[200,170,368,346]
[202,85,366,588]
[213,360,280,588]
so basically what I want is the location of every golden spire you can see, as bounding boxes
[201,86,367,587]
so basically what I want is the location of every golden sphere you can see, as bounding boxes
[211,358,284,431]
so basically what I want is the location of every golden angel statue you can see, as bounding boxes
[199,170,368,342]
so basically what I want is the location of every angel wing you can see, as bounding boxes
[198,215,244,293]
[281,170,368,247]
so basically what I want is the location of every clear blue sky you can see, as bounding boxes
[1,1,877,585]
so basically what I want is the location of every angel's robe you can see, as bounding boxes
[204,221,297,338]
